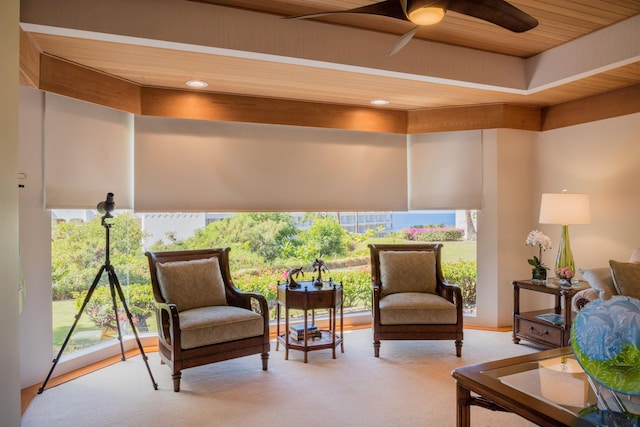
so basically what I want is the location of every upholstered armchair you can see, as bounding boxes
[369,244,464,357]
[145,248,270,392]
[573,248,640,311]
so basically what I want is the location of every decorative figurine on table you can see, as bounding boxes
[287,267,304,288]
[308,258,330,287]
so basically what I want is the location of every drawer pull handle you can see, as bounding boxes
[529,327,549,336]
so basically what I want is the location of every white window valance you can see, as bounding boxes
[408,130,483,210]
[44,93,133,209]
[134,116,408,212]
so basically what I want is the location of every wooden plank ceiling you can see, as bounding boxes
[19,0,640,132]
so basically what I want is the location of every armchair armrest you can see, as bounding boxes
[156,302,181,351]
[438,281,462,305]
[371,283,382,320]
[226,287,269,314]
[372,283,381,298]
[572,288,599,311]
[226,288,270,334]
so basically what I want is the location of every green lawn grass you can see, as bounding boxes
[53,299,157,352]
[53,299,96,342]
[364,238,476,263]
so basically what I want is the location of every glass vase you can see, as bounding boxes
[555,225,575,276]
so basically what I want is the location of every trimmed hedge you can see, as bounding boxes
[404,227,464,242]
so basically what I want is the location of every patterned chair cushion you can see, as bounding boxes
[178,305,264,349]
[156,257,228,311]
[379,251,436,297]
[609,260,640,300]
[379,292,457,325]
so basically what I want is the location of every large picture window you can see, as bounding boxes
[51,209,477,356]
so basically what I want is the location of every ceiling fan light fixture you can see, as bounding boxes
[408,6,446,26]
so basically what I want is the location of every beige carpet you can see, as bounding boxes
[22,328,543,427]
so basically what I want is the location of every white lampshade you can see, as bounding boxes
[539,192,591,225]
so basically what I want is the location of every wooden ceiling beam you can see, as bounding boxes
[19,27,40,88]
[29,53,638,134]
[541,83,640,131]
[39,54,141,114]
[141,87,408,134]
[407,104,542,133]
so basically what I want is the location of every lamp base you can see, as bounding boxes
[555,224,575,275]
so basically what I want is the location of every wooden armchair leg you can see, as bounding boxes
[373,340,380,357]
[455,340,463,357]
[261,352,269,371]
[172,372,181,392]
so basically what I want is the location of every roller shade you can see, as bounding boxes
[44,93,133,209]
[134,116,408,212]
[408,130,483,210]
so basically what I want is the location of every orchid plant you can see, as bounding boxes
[526,230,552,272]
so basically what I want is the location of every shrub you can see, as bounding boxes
[233,265,374,316]
[441,259,477,309]
[323,267,372,310]
[403,227,464,242]
[73,283,155,332]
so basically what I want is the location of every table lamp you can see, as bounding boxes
[539,190,590,277]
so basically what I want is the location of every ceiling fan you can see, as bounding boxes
[285,0,538,55]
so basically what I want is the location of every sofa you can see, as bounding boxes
[573,248,640,311]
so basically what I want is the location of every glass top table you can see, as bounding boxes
[452,347,639,427]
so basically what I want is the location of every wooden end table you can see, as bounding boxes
[275,280,344,363]
[512,279,589,348]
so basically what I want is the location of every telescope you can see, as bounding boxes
[97,192,115,218]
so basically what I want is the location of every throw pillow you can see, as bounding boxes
[609,260,640,300]
[156,257,228,311]
[578,267,617,300]
[629,248,640,263]
[379,251,436,296]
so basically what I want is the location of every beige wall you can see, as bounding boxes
[533,114,640,269]
[18,87,53,389]
[472,129,534,327]
[1,0,22,424]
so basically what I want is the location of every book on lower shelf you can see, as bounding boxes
[535,313,564,325]
[289,324,321,341]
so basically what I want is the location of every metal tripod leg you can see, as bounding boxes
[107,267,127,361]
[38,265,107,394]
[107,265,158,390]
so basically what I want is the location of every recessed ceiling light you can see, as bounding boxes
[370,99,390,105]
[186,80,209,88]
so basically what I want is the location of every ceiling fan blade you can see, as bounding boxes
[284,0,408,22]
[447,0,538,32]
[385,26,419,56]
[399,0,409,16]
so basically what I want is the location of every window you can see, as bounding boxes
[51,209,476,356]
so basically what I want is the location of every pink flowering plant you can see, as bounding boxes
[525,230,552,271]
[556,267,574,280]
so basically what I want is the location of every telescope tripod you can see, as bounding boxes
[39,219,157,393]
